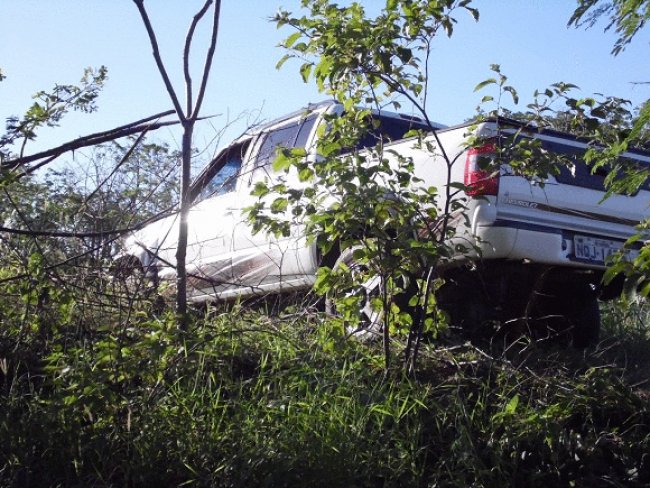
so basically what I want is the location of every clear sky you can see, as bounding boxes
[1,1,649,171]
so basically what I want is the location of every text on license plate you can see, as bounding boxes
[573,235,623,263]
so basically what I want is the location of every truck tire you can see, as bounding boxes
[112,255,164,311]
[324,249,383,340]
[324,248,419,341]
[435,275,496,341]
[112,255,144,280]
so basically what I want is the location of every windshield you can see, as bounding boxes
[192,139,251,202]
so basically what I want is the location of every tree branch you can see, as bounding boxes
[132,0,187,121]
[2,110,178,174]
[82,127,150,205]
[0,234,124,285]
[0,224,139,239]
[184,0,214,116]
[192,0,221,121]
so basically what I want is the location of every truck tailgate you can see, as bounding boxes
[494,136,649,265]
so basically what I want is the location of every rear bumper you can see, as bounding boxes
[474,218,634,269]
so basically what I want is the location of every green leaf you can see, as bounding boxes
[270,198,288,213]
[602,261,625,285]
[298,167,314,181]
[300,63,313,83]
[284,31,302,48]
[640,280,650,297]
[251,182,270,197]
[474,78,497,92]
[272,150,294,172]
[276,53,292,70]
[505,394,519,415]
[504,86,519,104]
[313,266,335,295]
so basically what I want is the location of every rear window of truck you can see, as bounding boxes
[541,139,650,193]
[355,115,431,150]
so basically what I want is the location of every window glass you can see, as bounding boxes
[544,139,650,192]
[195,141,249,201]
[355,115,430,150]
[253,115,317,171]
[295,115,317,149]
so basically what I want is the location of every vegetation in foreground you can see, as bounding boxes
[0,2,649,486]
[1,284,648,487]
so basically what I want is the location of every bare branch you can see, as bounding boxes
[0,234,125,285]
[131,1,223,327]
[184,0,214,116]
[0,224,139,239]
[82,128,150,204]
[192,0,221,121]
[132,0,186,121]
[2,110,178,174]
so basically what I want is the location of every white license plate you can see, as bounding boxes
[573,235,623,263]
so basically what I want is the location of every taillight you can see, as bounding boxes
[464,143,499,197]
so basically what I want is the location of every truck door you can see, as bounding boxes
[231,114,318,290]
[185,139,251,296]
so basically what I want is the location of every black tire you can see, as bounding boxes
[435,276,497,341]
[112,255,144,280]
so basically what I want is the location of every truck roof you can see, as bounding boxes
[244,100,447,136]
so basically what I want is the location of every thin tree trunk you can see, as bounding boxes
[134,0,221,329]
[176,124,193,326]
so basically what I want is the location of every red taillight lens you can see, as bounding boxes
[464,143,499,196]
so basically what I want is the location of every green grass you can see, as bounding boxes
[1,296,649,487]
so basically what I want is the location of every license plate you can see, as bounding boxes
[573,235,623,263]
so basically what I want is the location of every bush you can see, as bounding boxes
[1,281,649,486]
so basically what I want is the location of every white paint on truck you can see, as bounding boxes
[119,101,649,345]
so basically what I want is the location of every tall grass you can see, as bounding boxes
[1,293,649,487]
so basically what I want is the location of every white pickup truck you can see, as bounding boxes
[120,101,649,345]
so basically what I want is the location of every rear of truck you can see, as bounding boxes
[417,118,650,346]
[471,122,649,271]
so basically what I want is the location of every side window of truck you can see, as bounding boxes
[251,115,317,181]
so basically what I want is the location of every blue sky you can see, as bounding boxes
[1,1,648,170]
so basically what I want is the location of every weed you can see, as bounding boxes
[0,273,648,487]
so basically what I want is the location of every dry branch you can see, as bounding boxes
[2,110,179,176]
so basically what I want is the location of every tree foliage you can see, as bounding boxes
[249,0,479,370]
[1,139,178,258]
[570,0,650,55]
[569,1,650,297]
[0,67,107,164]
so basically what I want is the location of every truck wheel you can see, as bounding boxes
[112,255,144,280]
[113,255,164,311]
[324,249,383,341]
[435,278,495,341]
[325,248,422,341]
